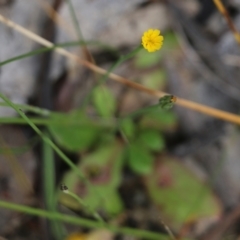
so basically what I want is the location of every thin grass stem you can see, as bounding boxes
[0,93,88,185]
[81,45,142,108]
[43,132,65,239]
[0,40,117,68]
[0,200,167,239]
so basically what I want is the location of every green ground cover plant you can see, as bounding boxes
[0,1,238,239]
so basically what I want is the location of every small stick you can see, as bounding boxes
[213,0,240,45]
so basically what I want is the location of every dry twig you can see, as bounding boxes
[213,0,240,45]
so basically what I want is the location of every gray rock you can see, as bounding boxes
[50,1,169,82]
[0,0,53,116]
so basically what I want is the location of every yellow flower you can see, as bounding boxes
[65,232,86,240]
[142,29,164,52]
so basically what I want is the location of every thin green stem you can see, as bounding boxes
[0,93,109,225]
[43,132,55,208]
[0,102,51,116]
[0,93,88,185]
[63,189,104,223]
[0,200,167,239]
[0,40,117,67]
[43,132,65,239]
[0,41,78,67]
[67,0,84,41]
[0,117,115,127]
[100,45,142,86]
[81,45,142,108]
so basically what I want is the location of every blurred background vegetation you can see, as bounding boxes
[1,0,240,239]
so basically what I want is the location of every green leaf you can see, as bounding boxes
[48,111,102,151]
[139,109,177,131]
[161,31,179,51]
[85,186,124,215]
[134,49,162,68]
[128,143,154,174]
[80,142,124,188]
[119,118,135,139]
[99,131,115,145]
[145,159,221,230]
[102,187,124,215]
[143,70,167,90]
[59,185,124,215]
[59,141,124,215]
[93,86,116,117]
[138,129,165,151]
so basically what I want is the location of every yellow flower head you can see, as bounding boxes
[142,29,164,53]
